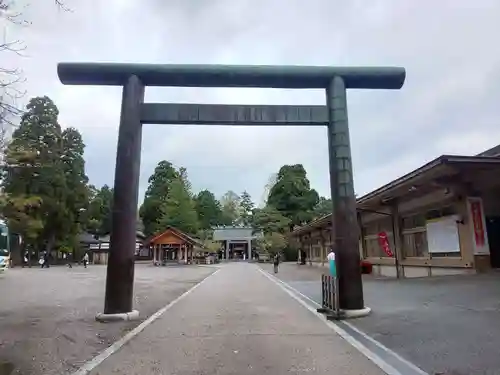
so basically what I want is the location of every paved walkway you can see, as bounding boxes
[264,262,500,375]
[82,263,386,375]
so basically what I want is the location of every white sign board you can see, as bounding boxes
[425,215,461,254]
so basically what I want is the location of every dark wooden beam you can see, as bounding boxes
[141,103,328,126]
[58,62,406,89]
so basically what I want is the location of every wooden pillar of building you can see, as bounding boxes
[357,212,366,260]
[308,236,313,266]
[297,236,303,264]
[320,229,326,267]
[390,201,404,278]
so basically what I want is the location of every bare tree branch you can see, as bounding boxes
[0,0,71,146]
[54,0,72,12]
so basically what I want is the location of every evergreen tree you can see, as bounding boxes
[139,160,180,236]
[220,190,240,226]
[159,177,199,234]
[60,127,89,240]
[2,96,65,252]
[83,185,113,235]
[194,189,223,230]
[267,164,319,229]
[239,191,254,226]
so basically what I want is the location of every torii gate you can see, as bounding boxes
[57,63,405,321]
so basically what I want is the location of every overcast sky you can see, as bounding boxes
[3,0,500,205]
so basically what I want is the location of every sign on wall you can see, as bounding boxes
[467,197,490,255]
[425,215,461,254]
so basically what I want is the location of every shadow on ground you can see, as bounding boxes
[260,262,500,375]
[0,263,216,375]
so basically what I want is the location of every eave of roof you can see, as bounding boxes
[148,226,203,247]
[477,143,500,157]
[357,154,500,205]
[291,154,500,235]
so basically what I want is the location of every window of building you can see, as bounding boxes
[403,230,428,257]
[364,223,378,236]
[402,214,426,230]
[362,216,396,258]
[401,205,455,258]
[430,251,461,258]
[363,217,393,236]
[364,237,381,257]
[363,233,394,258]
[313,245,321,259]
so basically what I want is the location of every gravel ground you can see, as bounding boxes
[0,263,217,375]
[262,262,500,375]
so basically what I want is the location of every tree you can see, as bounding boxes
[254,232,287,257]
[313,196,332,219]
[1,96,68,253]
[159,177,199,234]
[194,190,223,230]
[238,191,254,226]
[260,172,277,207]
[140,161,179,236]
[83,185,113,235]
[220,190,240,225]
[265,232,287,257]
[267,164,319,229]
[203,239,221,254]
[60,127,89,240]
[252,205,291,235]
[178,167,192,193]
[3,96,67,251]
[0,194,43,251]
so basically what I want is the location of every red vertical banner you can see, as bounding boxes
[378,231,394,257]
[470,201,485,247]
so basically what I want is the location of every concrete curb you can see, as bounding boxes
[95,310,140,322]
[341,307,372,319]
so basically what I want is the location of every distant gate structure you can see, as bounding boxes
[57,63,405,320]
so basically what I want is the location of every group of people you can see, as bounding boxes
[22,251,90,268]
[272,248,336,274]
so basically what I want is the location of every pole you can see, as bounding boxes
[103,75,144,315]
[326,76,364,310]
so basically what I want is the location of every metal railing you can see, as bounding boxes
[317,274,342,320]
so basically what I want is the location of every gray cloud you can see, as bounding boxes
[3,0,500,204]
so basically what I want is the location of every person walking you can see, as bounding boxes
[44,251,50,268]
[82,252,89,268]
[65,252,73,268]
[273,252,280,274]
[39,251,50,268]
[22,251,28,268]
